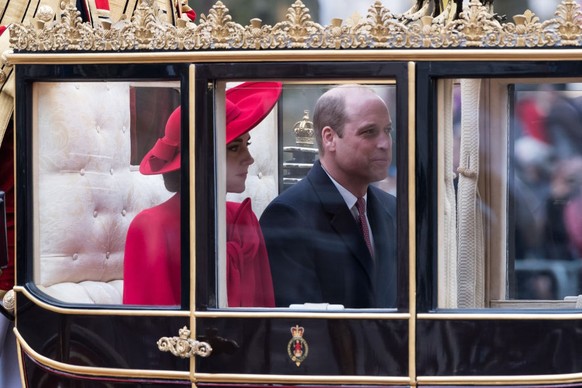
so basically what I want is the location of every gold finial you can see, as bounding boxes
[293,110,314,146]
[2,289,15,315]
[37,5,56,24]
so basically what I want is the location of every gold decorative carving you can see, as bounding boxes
[157,326,213,358]
[8,0,582,51]
[0,47,12,83]
[555,0,582,46]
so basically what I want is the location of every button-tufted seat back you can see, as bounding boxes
[34,82,171,304]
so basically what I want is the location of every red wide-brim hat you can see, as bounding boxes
[140,106,181,175]
[226,82,282,144]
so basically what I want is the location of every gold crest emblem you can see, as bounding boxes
[287,325,309,367]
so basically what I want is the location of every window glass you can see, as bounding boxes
[217,81,398,309]
[512,83,582,303]
[33,81,181,306]
[437,79,582,309]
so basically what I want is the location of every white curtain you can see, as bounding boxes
[456,79,485,308]
[438,79,458,308]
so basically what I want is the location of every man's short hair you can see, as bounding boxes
[313,88,347,154]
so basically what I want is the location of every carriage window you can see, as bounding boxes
[437,79,582,309]
[217,81,398,309]
[511,83,582,304]
[33,81,181,306]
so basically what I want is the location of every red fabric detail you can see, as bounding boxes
[0,124,15,291]
[123,193,181,305]
[143,138,179,172]
[226,198,275,307]
[186,9,196,21]
[356,197,374,257]
[139,107,181,175]
[123,194,275,307]
[225,82,282,144]
[517,98,547,143]
[0,26,6,36]
[94,0,110,11]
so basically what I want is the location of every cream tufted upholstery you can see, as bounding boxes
[34,82,171,304]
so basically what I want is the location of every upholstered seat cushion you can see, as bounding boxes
[38,280,124,304]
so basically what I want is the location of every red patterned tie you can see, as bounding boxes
[356,197,374,257]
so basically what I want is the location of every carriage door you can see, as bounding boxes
[189,61,413,385]
[13,62,197,386]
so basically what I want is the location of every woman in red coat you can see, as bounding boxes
[123,82,281,307]
[224,82,281,307]
[123,107,182,305]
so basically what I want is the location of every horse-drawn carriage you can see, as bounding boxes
[2,0,582,386]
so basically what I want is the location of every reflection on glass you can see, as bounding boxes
[512,84,582,301]
[224,82,398,309]
[34,81,179,305]
[440,80,582,308]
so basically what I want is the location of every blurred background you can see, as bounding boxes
[192,0,567,26]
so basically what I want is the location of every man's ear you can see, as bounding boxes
[321,126,336,152]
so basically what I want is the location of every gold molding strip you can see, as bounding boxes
[7,48,582,66]
[13,286,190,317]
[13,328,191,380]
[188,63,197,381]
[193,372,410,385]
[417,373,582,386]
[418,312,582,320]
[194,311,410,319]
[407,61,417,387]
[7,0,582,52]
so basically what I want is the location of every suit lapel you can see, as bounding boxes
[307,162,375,284]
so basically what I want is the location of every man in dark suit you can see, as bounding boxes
[260,84,397,308]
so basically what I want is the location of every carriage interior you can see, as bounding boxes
[30,76,582,309]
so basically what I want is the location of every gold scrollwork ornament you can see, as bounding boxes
[8,0,582,51]
[157,326,213,358]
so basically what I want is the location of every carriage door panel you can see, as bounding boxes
[192,62,412,383]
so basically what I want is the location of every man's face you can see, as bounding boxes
[327,90,392,189]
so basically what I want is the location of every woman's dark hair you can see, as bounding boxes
[163,170,181,193]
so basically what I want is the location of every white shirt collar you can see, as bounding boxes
[321,165,367,216]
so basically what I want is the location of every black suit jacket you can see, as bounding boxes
[260,161,397,308]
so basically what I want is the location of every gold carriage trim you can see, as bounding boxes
[7,0,582,52]
[157,326,213,359]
